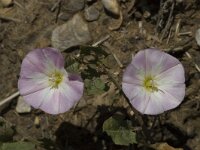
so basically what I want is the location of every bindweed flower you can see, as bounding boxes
[122,49,185,115]
[18,48,84,115]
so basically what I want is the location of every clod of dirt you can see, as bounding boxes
[0,0,13,7]
[101,0,120,16]
[84,6,100,22]
[16,96,31,114]
[63,0,85,13]
[195,28,200,46]
[51,13,92,51]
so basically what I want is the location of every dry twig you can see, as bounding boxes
[0,15,21,22]
[103,42,123,68]
[160,1,175,41]
[0,91,20,109]
[185,52,200,72]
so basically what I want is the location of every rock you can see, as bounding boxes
[84,6,100,21]
[51,13,92,51]
[58,12,72,21]
[101,0,120,16]
[195,28,200,46]
[151,143,183,150]
[0,0,13,7]
[16,96,31,113]
[63,0,85,13]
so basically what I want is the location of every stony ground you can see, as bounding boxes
[0,0,200,150]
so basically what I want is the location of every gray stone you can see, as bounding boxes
[84,6,100,21]
[51,13,92,51]
[195,28,200,46]
[16,96,31,113]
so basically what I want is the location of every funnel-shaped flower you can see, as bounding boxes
[122,49,185,115]
[18,48,84,115]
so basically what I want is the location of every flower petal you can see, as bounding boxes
[122,48,185,115]
[56,80,84,114]
[23,87,52,109]
[131,50,147,73]
[39,89,64,115]
[41,47,64,69]
[122,83,142,100]
[38,80,84,114]
[18,48,84,114]
[135,49,181,76]
[20,48,64,78]
[144,90,182,115]
[155,64,185,84]
[61,80,84,104]
[122,63,144,85]
[129,89,151,114]
[18,76,49,95]
[159,83,185,103]
[143,92,165,115]
[68,73,83,82]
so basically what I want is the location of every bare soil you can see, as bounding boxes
[0,0,200,150]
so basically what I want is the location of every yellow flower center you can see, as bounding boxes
[143,76,158,92]
[49,71,63,89]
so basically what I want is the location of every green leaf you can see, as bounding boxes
[66,62,80,73]
[0,142,35,150]
[80,46,108,57]
[103,115,137,146]
[85,78,106,95]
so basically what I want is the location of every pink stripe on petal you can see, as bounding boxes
[39,89,61,115]
[130,89,151,114]
[57,81,83,114]
[68,73,83,82]
[156,64,185,84]
[18,77,49,95]
[131,50,147,73]
[41,48,64,69]
[159,83,185,103]
[23,87,51,109]
[39,80,84,114]
[20,48,64,78]
[144,49,165,75]
[143,92,165,115]
[122,83,142,100]
[20,55,47,78]
[58,92,76,114]
[122,63,144,85]
[61,80,84,103]
[158,52,180,74]
[151,91,181,113]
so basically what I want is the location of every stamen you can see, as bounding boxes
[49,71,63,88]
[143,76,158,92]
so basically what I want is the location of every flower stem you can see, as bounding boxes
[99,62,152,144]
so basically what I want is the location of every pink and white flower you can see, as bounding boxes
[122,49,185,115]
[18,48,84,115]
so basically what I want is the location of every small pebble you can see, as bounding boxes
[16,96,31,113]
[195,28,200,46]
[84,6,100,21]
[34,116,40,128]
[101,0,120,16]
